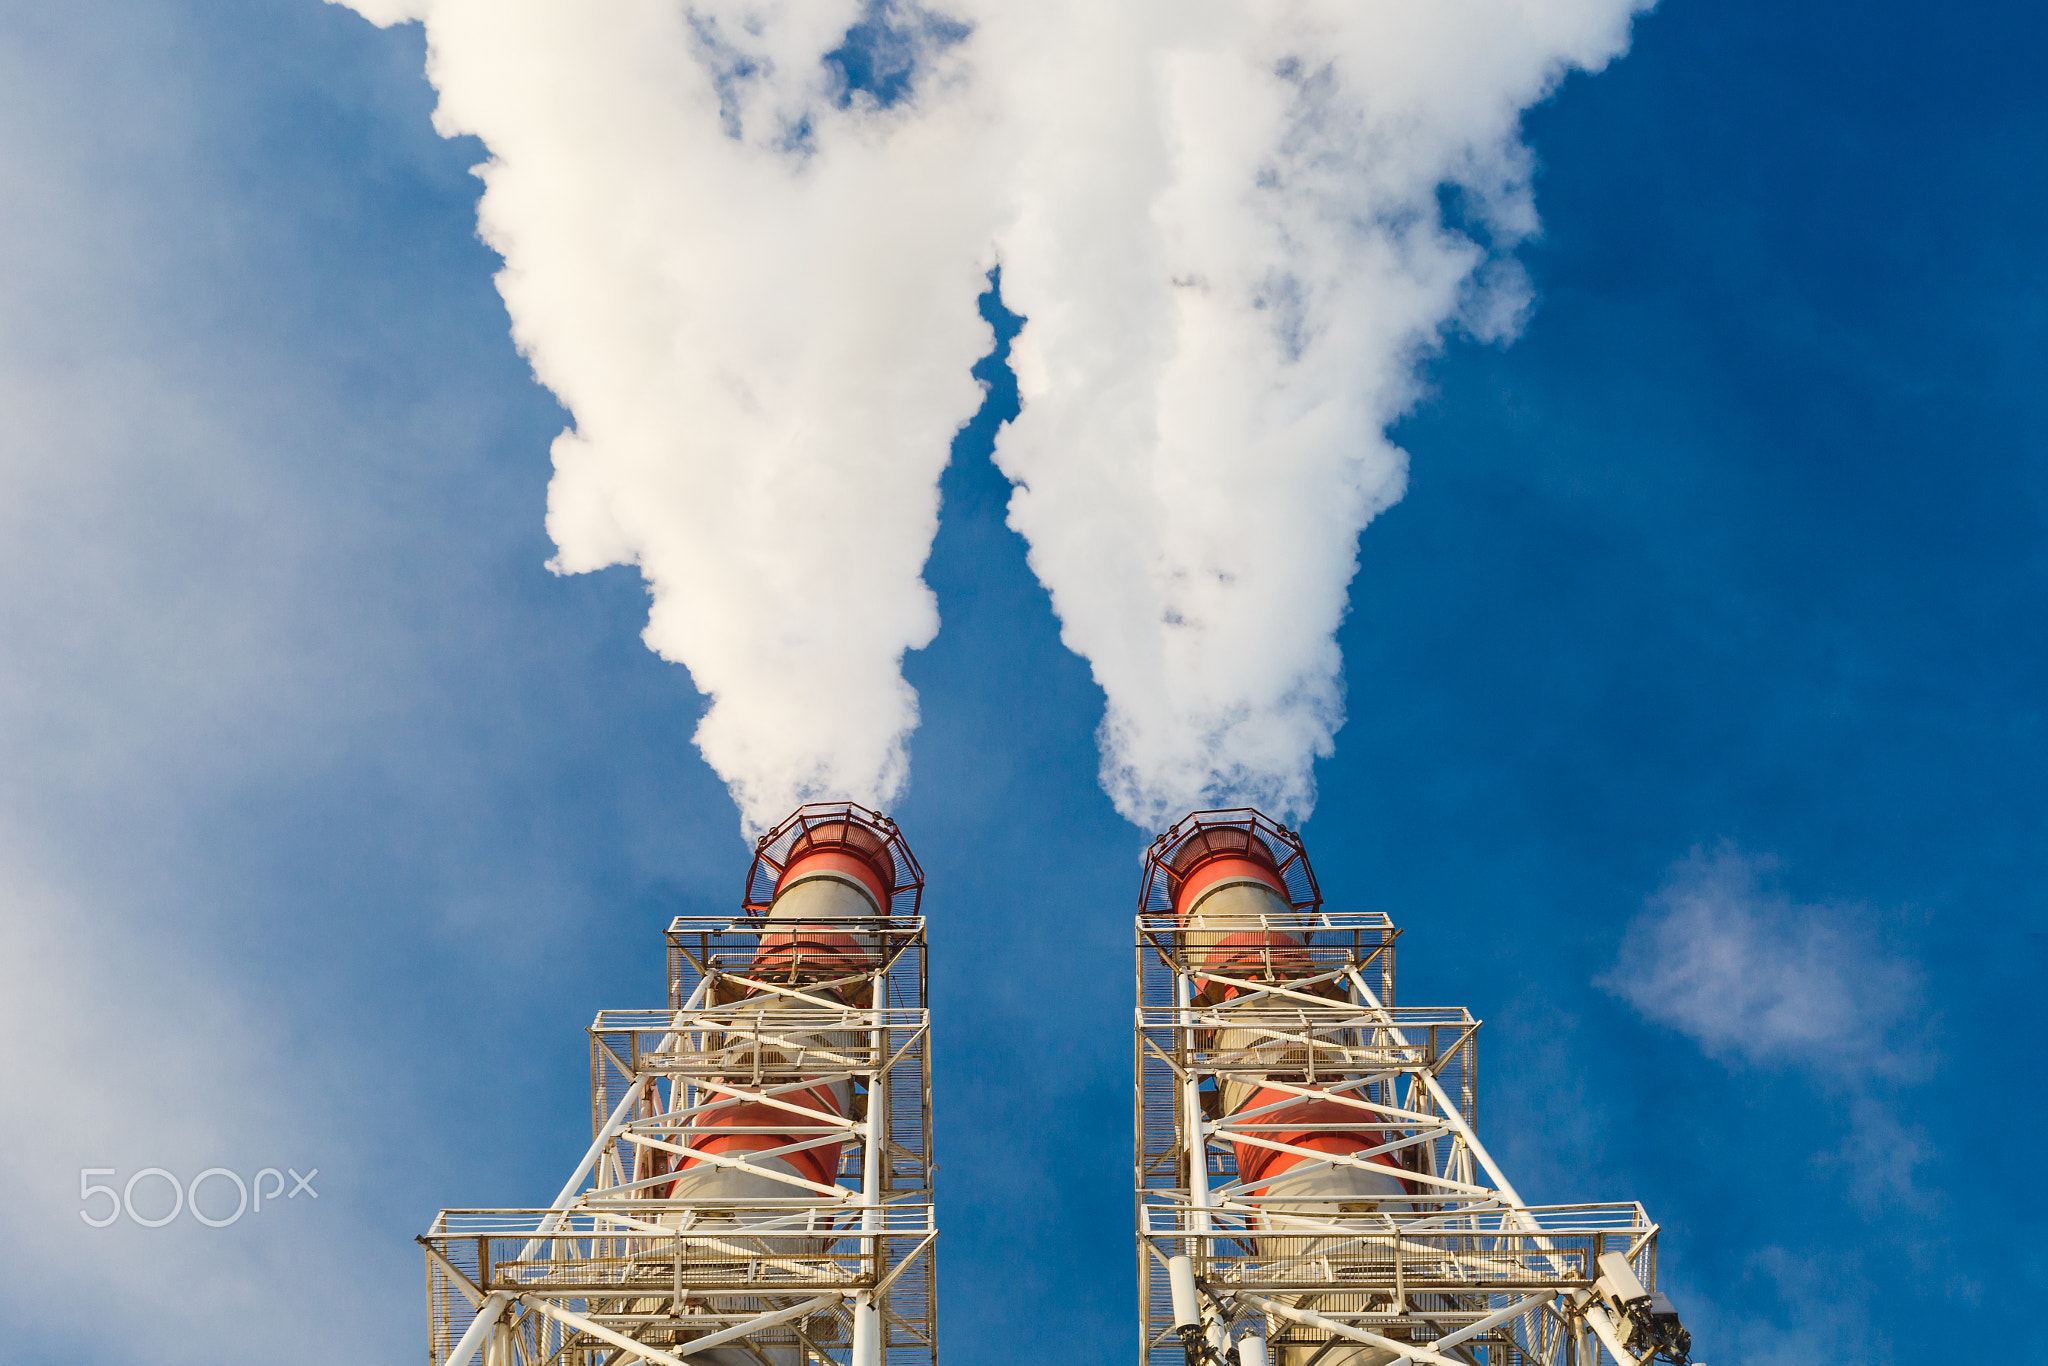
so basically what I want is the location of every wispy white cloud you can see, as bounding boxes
[1601,843,1920,1078]
[1703,1246,1894,1365]
[0,856,403,1363]
[1701,1240,1976,1365]
[0,275,411,1362]
[1822,1094,1936,1211]
[0,11,559,1359]
[1603,844,1937,1214]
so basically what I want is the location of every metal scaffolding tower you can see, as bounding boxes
[1136,810,1692,1366]
[421,804,938,1366]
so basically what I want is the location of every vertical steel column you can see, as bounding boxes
[851,973,886,1366]
[1178,966,1214,1234]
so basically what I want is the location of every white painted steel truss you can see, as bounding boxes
[1136,910,1689,1366]
[423,913,936,1366]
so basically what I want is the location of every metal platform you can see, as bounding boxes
[424,906,935,1366]
[1136,900,1682,1366]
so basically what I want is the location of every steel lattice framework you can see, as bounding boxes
[422,806,937,1366]
[1136,811,1690,1366]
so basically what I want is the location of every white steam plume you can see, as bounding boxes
[337,0,1649,835]
[975,0,1648,828]
[334,0,1000,834]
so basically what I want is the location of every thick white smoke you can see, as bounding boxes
[335,0,1001,834]
[976,0,1648,828]
[337,0,1647,834]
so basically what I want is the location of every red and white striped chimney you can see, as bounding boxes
[1145,811,1410,1219]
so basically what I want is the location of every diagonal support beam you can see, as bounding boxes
[517,1291,843,1364]
[1220,1130,1493,1195]
[439,1291,512,1366]
[1422,1290,1556,1354]
[619,1131,853,1199]
[1233,1291,1467,1366]
[417,1236,484,1307]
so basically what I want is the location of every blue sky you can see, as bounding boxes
[0,2,2042,1363]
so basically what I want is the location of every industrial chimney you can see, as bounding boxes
[1135,810,1693,1366]
[419,802,938,1366]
